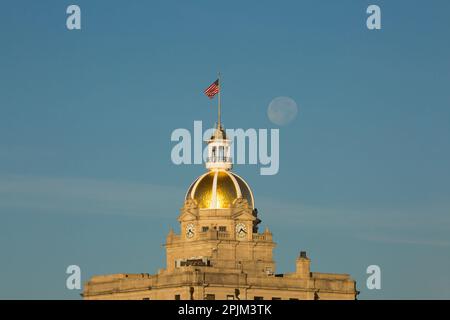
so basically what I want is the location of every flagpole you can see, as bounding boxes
[218,72,221,128]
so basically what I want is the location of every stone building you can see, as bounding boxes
[83,117,357,300]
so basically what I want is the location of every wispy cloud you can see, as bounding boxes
[1,174,449,248]
[256,196,450,249]
[355,234,450,248]
[257,196,450,231]
[0,174,185,217]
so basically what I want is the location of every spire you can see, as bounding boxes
[205,74,232,171]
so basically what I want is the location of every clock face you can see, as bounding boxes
[185,223,195,238]
[235,222,247,239]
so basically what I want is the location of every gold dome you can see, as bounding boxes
[185,169,254,209]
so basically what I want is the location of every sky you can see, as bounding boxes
[1,0,450,299]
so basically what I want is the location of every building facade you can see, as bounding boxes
[83,121,357,300]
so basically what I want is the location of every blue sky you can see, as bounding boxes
[1,0,450,299]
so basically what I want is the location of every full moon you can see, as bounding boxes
[267,96,298,126]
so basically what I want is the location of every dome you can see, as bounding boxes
[185,169,254,209]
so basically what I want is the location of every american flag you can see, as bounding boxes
[204,79,219,99]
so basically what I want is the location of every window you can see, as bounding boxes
[227,295,234,300]
[219,226,226,232]
[175,294,181,300]
[205,294,215,300]
[254,296,264,300]
[202,226,209,232]
[272,297,281,300]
